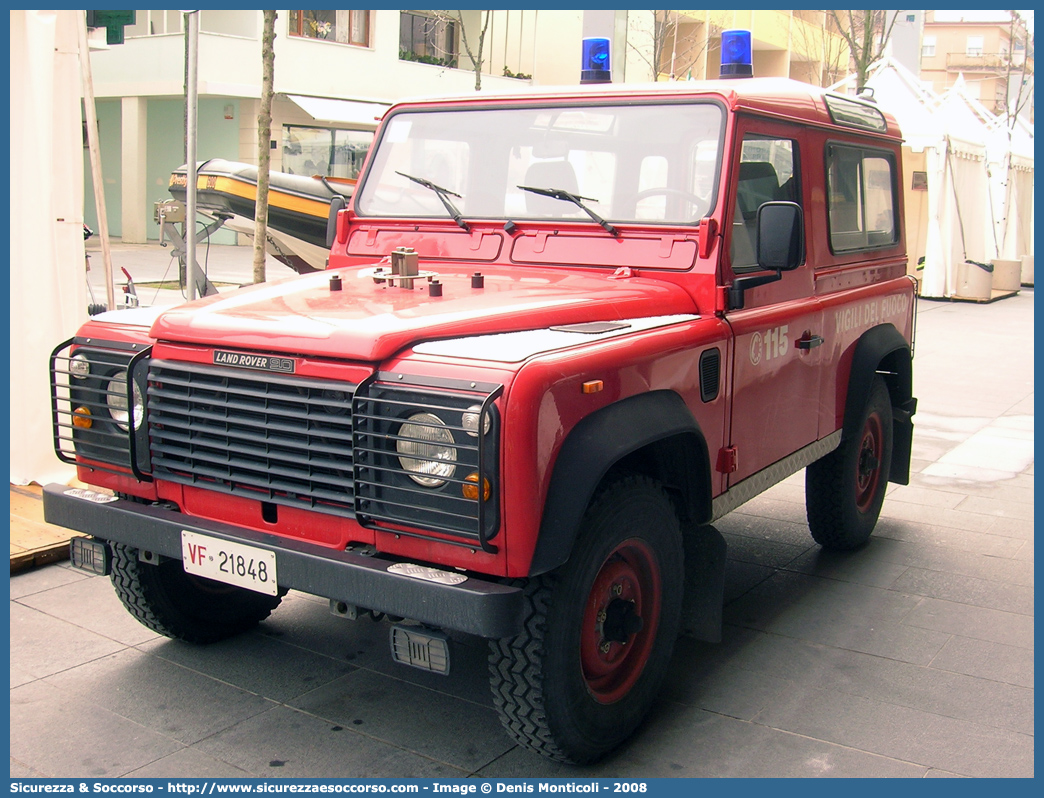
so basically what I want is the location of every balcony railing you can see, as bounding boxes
[946,52,1033,73]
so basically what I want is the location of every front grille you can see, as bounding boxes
[50,338,151,477]
[353,378,503,551]
[148,360,357,517]
[145,360,503,547]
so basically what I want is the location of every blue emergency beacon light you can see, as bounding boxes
[719,30,753,79]
[580,37,612,83]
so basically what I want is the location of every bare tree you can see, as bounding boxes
[459,10,491,91]
[432,10,491,90]
[790,12,849,86]
[627,10,718,81]
[252,10,276,284]
[1000,10,1034,126]
[994,10,1034,259]
[829,10,903,90]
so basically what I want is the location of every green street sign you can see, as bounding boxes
[86,10,136,45]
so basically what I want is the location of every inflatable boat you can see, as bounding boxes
[169,159,354,273]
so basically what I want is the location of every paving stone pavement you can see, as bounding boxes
[10,245,1034,778]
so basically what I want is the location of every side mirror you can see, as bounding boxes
[326,195,346,249]
[756,201,803,272]
[727,201,804,311]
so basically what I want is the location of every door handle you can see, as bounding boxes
[797,333,824,350]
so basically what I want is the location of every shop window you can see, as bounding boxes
[399,11,457,67]
[290,10,370,47]
[282,126,373,181]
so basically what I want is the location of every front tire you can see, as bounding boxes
[489,476,684,763]
[806,374,893,550]
[109,543,283,643]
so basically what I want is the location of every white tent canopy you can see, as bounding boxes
[831,58,1033,299]
[941,80,1035,264]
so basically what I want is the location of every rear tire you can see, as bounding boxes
[489,476,684,763]
[109,542,282,643]
[806,374,893,551]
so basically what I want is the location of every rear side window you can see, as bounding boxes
[826,144,898,252]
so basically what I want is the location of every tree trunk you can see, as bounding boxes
[831,9,900,92]
[474,22,485,90]
[448,10,490,91]
[252,10,277,284]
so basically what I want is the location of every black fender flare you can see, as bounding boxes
[844,323,916,484]
[528,390,712,576]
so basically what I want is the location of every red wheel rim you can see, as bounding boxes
[579,538,662,704]
[855,411,884,512]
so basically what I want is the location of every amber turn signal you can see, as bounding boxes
[72,407,93,429]
[462,472,491,501]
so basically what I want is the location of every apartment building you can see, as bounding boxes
[919,10,1033,120]
[85,9,580,242]
[882,11,925,76]
[622,10,850,86]
[84,9,849,243]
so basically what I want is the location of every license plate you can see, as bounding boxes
[181,531,278,596]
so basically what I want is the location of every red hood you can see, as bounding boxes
[150,263,698,362]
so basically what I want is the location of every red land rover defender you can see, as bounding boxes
[46,67,916,763]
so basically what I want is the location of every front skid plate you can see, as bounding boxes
[42,484,523,639]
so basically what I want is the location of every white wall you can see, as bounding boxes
[10,10,87,485]
[200,10,257,38]
[532,9,584,85]
[91,11,552,103]
[272,11,533,101]
[80,10,589,253]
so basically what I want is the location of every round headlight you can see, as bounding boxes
[106,370,144,431]
[69,353,91,379]
[461,404,492,437]
[397,412,457,487]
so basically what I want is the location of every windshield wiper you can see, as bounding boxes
[516,185,619,237]
[396,171,470,231]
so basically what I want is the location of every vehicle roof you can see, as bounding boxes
[387,77,903,140]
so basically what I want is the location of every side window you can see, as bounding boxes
[730,136,800,272]
[826,144,898,252]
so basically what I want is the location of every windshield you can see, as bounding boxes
[354,101,725,226]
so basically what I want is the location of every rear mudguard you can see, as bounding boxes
[845,323,916,485]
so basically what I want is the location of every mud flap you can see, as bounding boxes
[680,524,727,642]
[890,397,917,486]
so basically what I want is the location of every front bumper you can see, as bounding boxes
[42,484,523,639]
